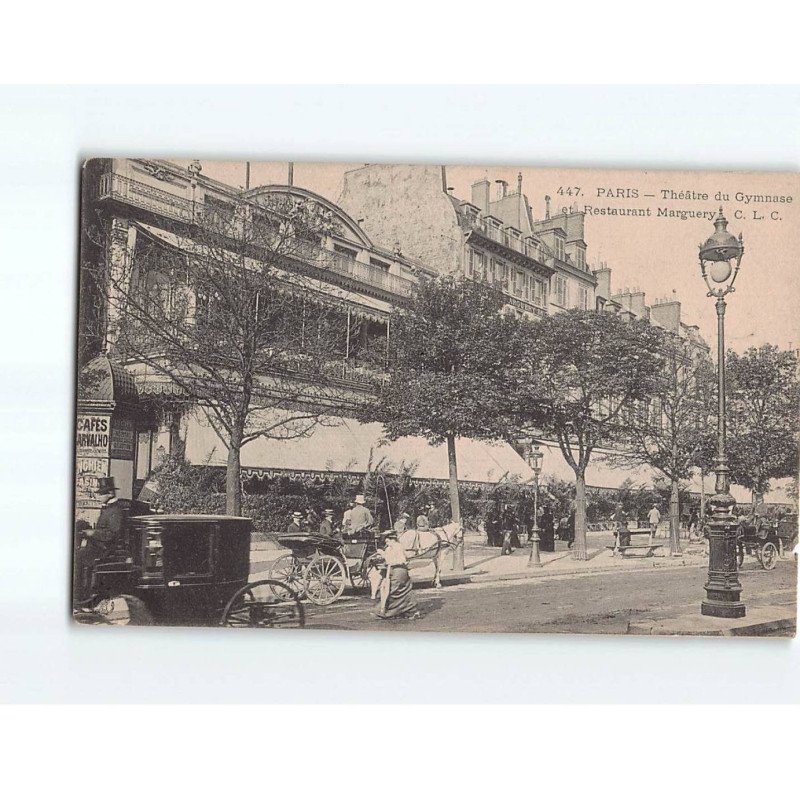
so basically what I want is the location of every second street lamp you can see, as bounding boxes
[698,208,746,618]
[527,442,544,568]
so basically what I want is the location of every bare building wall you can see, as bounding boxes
[339,164,464,275]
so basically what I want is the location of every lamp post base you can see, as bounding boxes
[701,597,746,619]
[701,490,746,619]
[528,525,542,568]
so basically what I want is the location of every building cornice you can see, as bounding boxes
[465,229,555,279]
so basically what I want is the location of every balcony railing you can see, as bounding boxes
[315,249,415,299]
[467,218,554,267]
[96,172,417,300]
[97,172,195,223]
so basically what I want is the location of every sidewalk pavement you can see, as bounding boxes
[457,531,709,584]
[626,603,796,637]
[249,529,710,585]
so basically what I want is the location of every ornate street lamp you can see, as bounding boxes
[525,442,544,568]
[698,208,745,618]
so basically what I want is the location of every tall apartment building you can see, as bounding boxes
[338,165,597,320]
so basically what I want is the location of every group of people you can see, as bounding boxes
[286,497,438,543]
[485,502,575,554]
[285,494,376,538]
[286,494,421,621]
[646,503,702,540]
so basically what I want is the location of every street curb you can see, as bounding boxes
[627,617,796,637]
[446,558,709,586]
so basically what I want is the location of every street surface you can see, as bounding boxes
[301,559,797,635]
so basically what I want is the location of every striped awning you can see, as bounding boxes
[184,410,535,486]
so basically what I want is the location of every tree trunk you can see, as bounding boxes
[446,434,464,571]
[669,477,681,556]
[573,472,588,560]
[226,433,243,516]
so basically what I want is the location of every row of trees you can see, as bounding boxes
[84,199,798,562]
[370,276,799,562]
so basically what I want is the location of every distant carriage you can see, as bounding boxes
[736,513,797,570]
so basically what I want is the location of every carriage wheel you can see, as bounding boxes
[304,554,346,606]
[759,542,778,571]
[350,553,379,590]
[221,580,305,628]
[269,555,306,599]
[350,565,370,590]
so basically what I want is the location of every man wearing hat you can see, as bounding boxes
[287,511,304,533]
[73,476,126,607]
[393,511,410,535]
[415,505,432,532]
[319,509,336,538]
[348,494,374,533]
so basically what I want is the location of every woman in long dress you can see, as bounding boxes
[374,531,420,620]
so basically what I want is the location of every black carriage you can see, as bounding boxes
[269,528,385,606]
[75,513,304,628]
[736,512,797,570]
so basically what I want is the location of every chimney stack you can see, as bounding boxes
[496,179,508,199]
[545,195,551,219]
[471,179,491,213]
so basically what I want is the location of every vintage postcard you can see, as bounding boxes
[73,158,798,636]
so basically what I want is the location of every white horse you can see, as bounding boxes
[366,521,463,596]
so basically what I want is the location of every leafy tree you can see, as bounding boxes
[364,275,526,569]
[84,192,355,514]
[513,309,666,560]
[606,331,716,554]
[726,344,800,504]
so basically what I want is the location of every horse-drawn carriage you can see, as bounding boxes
[269,521,463,606]
[736,512,797,570]
[75,514,305,628]
[269,528,384,606]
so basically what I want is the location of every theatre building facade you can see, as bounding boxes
[76,158,538,521]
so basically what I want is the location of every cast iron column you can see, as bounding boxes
[701,295,745,617]
[528,471,542,567]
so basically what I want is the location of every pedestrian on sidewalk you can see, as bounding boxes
[612,505,630,555]
[565,508,576,549]
[373,531,421,620]
[505,504,521,549]
[648,503,661,543]
[486,502,502,547]
[540,505,555,552]
[689,506,700,542]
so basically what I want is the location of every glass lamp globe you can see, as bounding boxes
[709,260,733,283]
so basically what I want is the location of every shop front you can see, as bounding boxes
[75,353,140,523]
